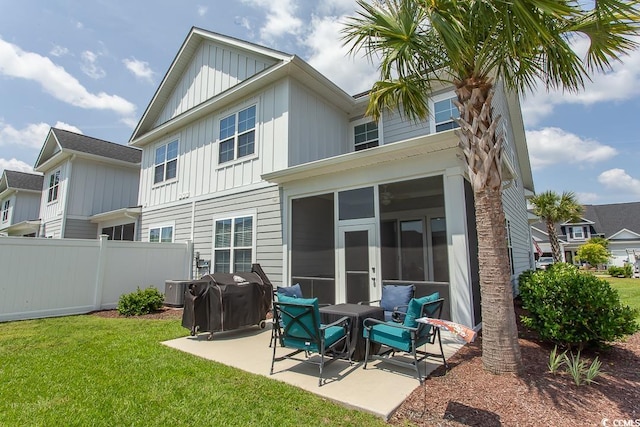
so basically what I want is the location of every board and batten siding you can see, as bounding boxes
[140,185,283,285]
[154,40,278,128]
[64,218,98,239]
[287,78,349,167]
[12,193,41,225]
[40,161,70,223]
[67,159,139,216]
[140,81,289,208]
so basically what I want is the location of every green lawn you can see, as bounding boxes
[606,277,640,320]
[0,315,385,427]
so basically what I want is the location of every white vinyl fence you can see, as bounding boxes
[0,235,193,322]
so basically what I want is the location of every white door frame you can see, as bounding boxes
[336,223,378,303]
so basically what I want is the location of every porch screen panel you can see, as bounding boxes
[338,187,374,220]
[400,220,425,281]
[430,217,449,282]
[291,194,335,304]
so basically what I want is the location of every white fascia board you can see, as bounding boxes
[263,130,458,184]
[90,207,142,223]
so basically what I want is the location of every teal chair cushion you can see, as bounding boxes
[363,323,412,352]
[277,294,321,348]
[403,292,440,328]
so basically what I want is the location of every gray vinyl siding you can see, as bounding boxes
[287,78,348,167]
[154,40,278,127]
[64,219,98,239]
[140,185,283,285]
[381,111,430,144]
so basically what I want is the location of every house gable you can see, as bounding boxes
[608,228,640,241]
[131,27,292,142]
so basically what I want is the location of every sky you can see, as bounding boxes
[1,0,639,205]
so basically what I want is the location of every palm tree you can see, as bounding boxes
[530,191,583,262]
[342,0,638,374]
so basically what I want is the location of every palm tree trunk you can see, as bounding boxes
[546,219,563,262]
[456,80,521,373]
[474,187,522,373]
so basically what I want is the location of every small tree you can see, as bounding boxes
[576,243,610,268]
[587,236,609,250]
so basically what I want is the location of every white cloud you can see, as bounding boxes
[50,45,69,57]
[241,0,303,41]
[0,158,34,174]
[575,192,599,204]
[197,5,208,16]
[0,37,136,116]
[526,127,617,170]
[521,36,640,126]
[598,169,640,196]
[303,15,378,94]
[0,121,82,149]
[81,50,106,79]
[123,57,155,83]
[315,0,357,15]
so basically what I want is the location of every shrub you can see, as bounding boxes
[519,263,639,349]
[117,287,165,316]
[608,264,633,278]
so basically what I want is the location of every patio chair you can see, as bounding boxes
[271,294,351,386]
[362,293,448,383]
[358,284,415,322]
[269,284,304,348]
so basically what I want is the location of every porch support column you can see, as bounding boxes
[443,168,473,327]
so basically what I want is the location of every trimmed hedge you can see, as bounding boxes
[519,263,639,349]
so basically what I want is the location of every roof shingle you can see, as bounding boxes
[52,128,141,164]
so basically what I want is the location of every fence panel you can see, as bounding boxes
[0,236,191,322]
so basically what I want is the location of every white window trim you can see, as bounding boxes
[211,209,257,273]
[149,221,175,243]
[152,138,179,187]
[47,170,61,204]
[571,226,586,240]
[429,91,459,134]
[216,103,259,167]
[350,116,383,151]
[1,199,10,223]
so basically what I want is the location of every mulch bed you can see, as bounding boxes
[389,301,640,426]
[91,303,640,426]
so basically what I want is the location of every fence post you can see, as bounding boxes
[94,235,109,310]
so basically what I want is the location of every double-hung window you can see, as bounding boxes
[213,215,254,273]
[219,105,256,164]
[433,96,460,132]
[154,140,178,184]
[47,170,60,202]
[354,121,379,151]
[149,224,174,243]
[1,200,9,222]
[572,226,585,240]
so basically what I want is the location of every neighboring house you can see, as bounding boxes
[34,128,142,239]
[0,170,44,237]
[531,201,640,266]
[129,27,535,328]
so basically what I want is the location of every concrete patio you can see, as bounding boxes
[162,324,464,419]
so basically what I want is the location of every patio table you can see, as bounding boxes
[320,303,384,361]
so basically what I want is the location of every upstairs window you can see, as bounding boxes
[47,170,60,202]
[154,140,178,184]
[434,96,460,132]
[354,121,379,151]
[1,200,9,222]
[219,105,256,164]
[213,215,254,273]
[571,226,585,240]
